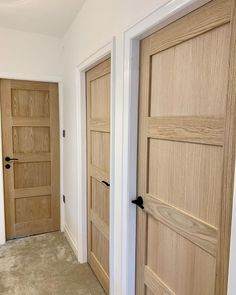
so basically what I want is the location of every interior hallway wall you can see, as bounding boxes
[0,27,63,245]
[61,0,169,294]
[0,27,62,77]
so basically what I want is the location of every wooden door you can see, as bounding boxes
[86,58,111,294]
[136,0,236,294]
[1,79,60,240]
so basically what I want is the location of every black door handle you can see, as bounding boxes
[102,181,110,187]
[5,157,19,162]
[131,196,144,209]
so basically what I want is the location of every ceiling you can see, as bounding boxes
[0,0,85,37]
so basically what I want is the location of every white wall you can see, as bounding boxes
[0,27,63,245]
[61,0,170,294]
[62,0,170,244]
[0,27,62,77]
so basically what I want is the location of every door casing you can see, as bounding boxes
[75,42,115,294]
[0,74,64,245]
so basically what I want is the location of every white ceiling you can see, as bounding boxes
[0,0,85,37]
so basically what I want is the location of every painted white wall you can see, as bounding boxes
[0,27,62,76]
[62,0,170,245]
[61,0,170,294]
[0,26,63,245]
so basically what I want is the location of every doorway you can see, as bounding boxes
[1,79,60,239]
[86,57,111,294]
[133,0,236,294]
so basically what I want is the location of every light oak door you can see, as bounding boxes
[1,79,60,240]
[86,58,111,294]
[136,0,236,294]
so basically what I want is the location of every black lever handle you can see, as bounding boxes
[131,196,144,209]
[102,181,110,187]
[5,157,19,162]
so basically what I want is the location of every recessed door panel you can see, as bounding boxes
[90,74,110,119]
[148,139,223,226]
[13,127,50,153]
[150,24,230,117]
[11,89,50,117]
[91,131,110,173]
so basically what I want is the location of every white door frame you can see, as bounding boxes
[75,39,116,292]
[121,0,236,294]
[0,73,64,245]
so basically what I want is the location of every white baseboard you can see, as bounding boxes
[64,224,78,259]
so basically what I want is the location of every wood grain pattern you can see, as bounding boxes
[86,58,111,294]
[14,153,51,163]
[13,127,50,153]
[146,217,216,295]
[148,0,231,55]
[14,186,51,198]
[146,116,224,146]
[14,162,51,188]
[89,118,110,132]
[91,223,109,274]
[89,252,109,294]
[215,0,236,293]
[150,24,230,117]
[144,266,175,295]
[91,131,110,174]
[92,178,109,225]
[90,209,109,240]
[136,33,152,295]
[15,195,51,223]
[137,0,235,294]
[145,194,217,256]
[12,89,50,118]
[12,117,50,126]
[15,218,54,237]
[90,165,110,183]
[90,74,110,120]
[1,79,60,239]
[146,289,155,295]
[148,139,223,227]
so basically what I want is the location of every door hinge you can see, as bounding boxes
[63,130,66,138]
[63,195,66,203]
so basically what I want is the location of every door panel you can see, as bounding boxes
[150,24,230,117]
[146,217,216,295]
[90,74,110,119]
[13,126,50,153]
[86,58,111,294]
[14,162,51,188]
[91,131,110,173]
[92,178,110,225]
[148,140,222,227]
[1,79,60,239]
[136,0,236,294]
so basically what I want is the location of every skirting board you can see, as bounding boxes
[64,225,78,259]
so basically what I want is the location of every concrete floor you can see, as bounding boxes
[0,232,105,295]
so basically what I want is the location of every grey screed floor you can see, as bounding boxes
[0,232,105,295]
